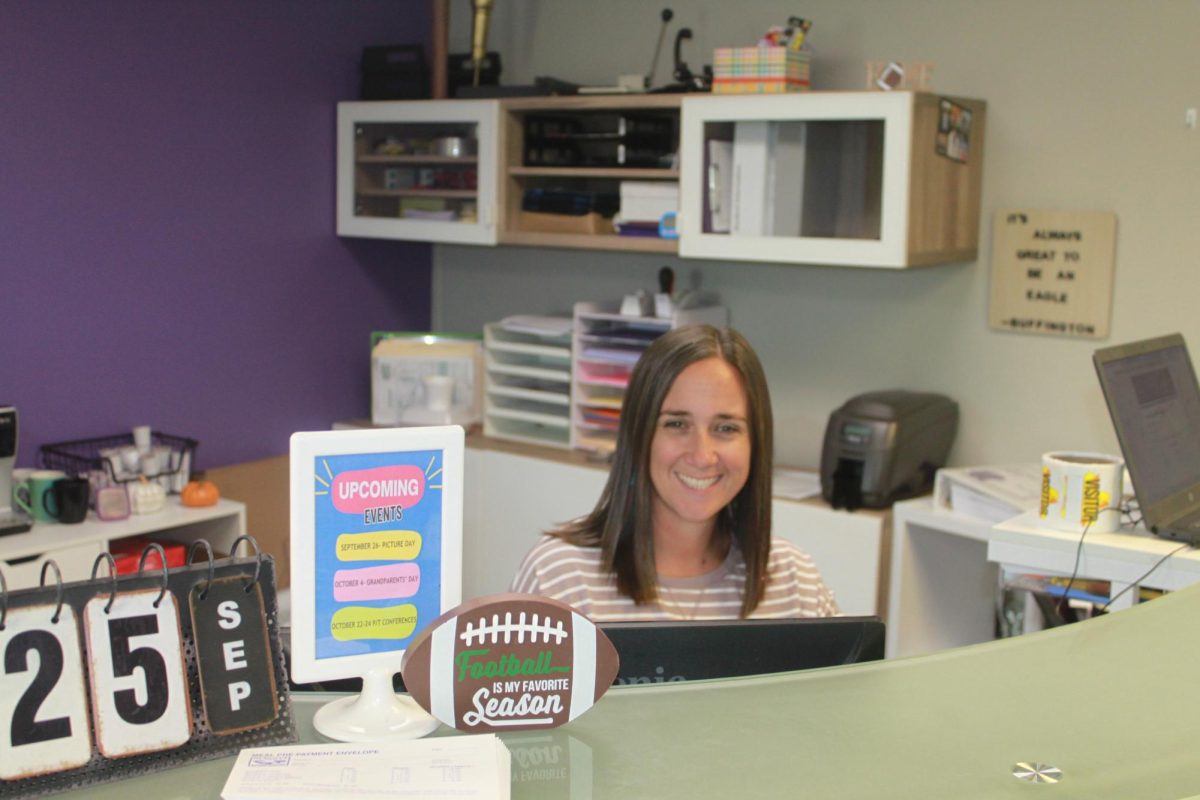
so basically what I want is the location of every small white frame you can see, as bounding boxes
[288,426,464,686]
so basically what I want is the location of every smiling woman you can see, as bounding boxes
[510,325,838,620]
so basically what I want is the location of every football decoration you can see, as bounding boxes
[401,593,619,733]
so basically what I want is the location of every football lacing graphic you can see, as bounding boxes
[459,612,569,645]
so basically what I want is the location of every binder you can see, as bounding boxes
[730,121,807,237]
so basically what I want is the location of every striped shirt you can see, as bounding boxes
[509,535,839,620]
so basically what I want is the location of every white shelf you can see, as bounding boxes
[0,498,247,589]
[486,384,571,406]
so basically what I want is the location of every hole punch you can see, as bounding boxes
[229,534,263,591]
[187,539,216,600]
[91,551,119,614]
[39,560,65,625]
[137,543,171,608]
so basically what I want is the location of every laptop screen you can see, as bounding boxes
[1094,334,1200,511]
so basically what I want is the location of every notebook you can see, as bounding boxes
[1094,333,1200,544]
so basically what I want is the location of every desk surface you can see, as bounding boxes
[49,582,1200,799]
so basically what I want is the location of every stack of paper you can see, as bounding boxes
[222,735,511,800]
[932,464,1041,524]
[615,181,679,235]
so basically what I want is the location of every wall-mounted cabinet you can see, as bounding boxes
[336,92,985,268]
[337,100,499,245]
[678,92,986,267]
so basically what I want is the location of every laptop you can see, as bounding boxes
[600,616,884,685]
[1094,333,1200,544]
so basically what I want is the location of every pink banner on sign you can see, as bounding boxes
[330,465,426,514]
[333,563,422,602]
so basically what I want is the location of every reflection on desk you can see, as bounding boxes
[49,582,1200,798]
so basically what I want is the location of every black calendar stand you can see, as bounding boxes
[0,537,296,799]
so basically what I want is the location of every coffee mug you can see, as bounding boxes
[13,469,67,524]
[46,477,90,524]
[1039,451,1125,533]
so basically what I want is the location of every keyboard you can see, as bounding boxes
[0,509,32,536]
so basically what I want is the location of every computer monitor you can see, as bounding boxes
[601,616,885,685]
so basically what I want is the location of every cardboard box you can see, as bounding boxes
[517,210,614,235]
[712,46,811,94]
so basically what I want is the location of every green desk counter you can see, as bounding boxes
[51,584,1200,799]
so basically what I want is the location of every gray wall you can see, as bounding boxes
[435,0,1200,470]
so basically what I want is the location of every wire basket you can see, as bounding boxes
[38,432,198,493]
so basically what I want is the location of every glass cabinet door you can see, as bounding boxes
[337,99,498,245]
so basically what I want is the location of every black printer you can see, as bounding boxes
[820,391,959,510]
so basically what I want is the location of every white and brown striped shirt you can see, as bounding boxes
[509,535,839,620]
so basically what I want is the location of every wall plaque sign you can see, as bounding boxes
[989,209,1117,339]
[401,594,619,733]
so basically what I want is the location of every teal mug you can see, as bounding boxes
[14,469,67,524]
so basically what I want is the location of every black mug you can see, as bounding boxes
[44,477,90,524]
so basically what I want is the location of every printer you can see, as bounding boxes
[820,391,958,510]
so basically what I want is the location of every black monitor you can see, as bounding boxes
[287,616,885,693]
[601,616,885,685]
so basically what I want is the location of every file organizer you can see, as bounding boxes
[0,537,295,798]
[570,301,728,454]
[483,319,573,449]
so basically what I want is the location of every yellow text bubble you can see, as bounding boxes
[336,530,422,561]
[329,605,420,641]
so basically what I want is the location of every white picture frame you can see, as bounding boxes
[288,426,464,686]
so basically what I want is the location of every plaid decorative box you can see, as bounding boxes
[712,46,811,94]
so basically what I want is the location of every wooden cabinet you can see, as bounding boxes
[336,99,499,244]
[678,92,986,267]
[336,92,986,268]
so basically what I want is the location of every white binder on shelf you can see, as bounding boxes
[706,139,733,233]
[730,121,807,237]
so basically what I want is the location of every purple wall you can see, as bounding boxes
[1,1,433,470]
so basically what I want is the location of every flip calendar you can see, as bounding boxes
[0,537,295,798]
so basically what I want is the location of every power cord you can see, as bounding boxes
[1056,501,1192,616]
[1055,504,1129,618]
[1099,542,1193,612]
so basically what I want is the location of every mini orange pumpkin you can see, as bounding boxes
[181,479,220,507]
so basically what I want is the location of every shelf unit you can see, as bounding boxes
[483,321,573,448]
[0,499,247,590]
[337,99,499,245]
[498,94,682,253]
[336,92,986,268]
[678,92,986,267]
[571,301,728,454]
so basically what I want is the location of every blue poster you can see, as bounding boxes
[311,449,444,660]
